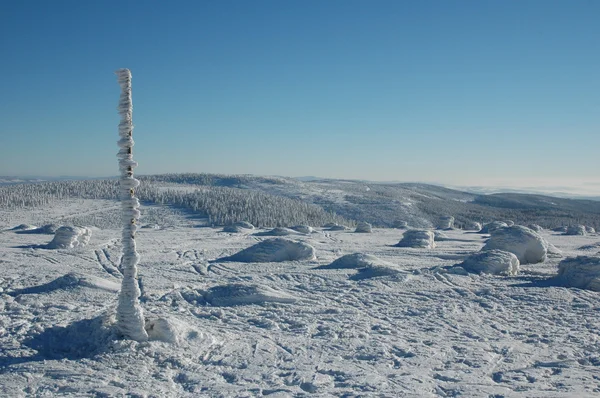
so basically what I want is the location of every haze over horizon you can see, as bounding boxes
[1,1,598,193]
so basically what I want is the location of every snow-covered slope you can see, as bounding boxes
[1,198,600,396]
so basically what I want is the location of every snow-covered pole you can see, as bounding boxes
[115,69,148,341]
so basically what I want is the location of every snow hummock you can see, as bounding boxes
[463,221,482,231]
[395,230,435,249]
[565,225,587,236]
[204,283,298,306]
[255,227,303,236]
[234,221,255,230]
[585,226,596,234]
[10,224,37,231]
[47,226,92,249]
[504,220,515,227]
[318,253,409,281]
[392,220,408,229]
[9,272,120,295]
[354,222,373,233]
[327,224,350,231]
[479,221,508,234]
[15,223,60,234]
[433,230,450,241]
[220,238,316,262]
[457,250,520,276]
[556,256,600,292]
[223,221,256,233]
[437,216,454,230]
[290,225,314,234]
[482,225,548,264]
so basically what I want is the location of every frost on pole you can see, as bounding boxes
[115,68,148,342]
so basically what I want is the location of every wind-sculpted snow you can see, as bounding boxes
[392,220,408,229]
[482,225,548,264]
[219,238,316,262]
[456,250,520,275]
[395,229,435,249]
[478,221,508,234]
[204,284,299,306]
[290,225,313,234]
[565,225,587,236]
[318,253,408,280]
[254,227,304,236]
[437,216,454,230]
[556,256,600,291]
[9,273,120,295]
[47,226,92,249]
[527,224,544,232]
[433,230,450,241]
[354,222,372,233]
[463,221,482,231]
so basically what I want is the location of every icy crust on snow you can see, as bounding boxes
[457,250,520,276]
[556,256,600,291]
[354,222,372,233]
[204,284,299,306]
[482,225,548,264]
[395,229,435,249]
[47,226,92,249]
[220,238,316,262]
[479,221,508,234]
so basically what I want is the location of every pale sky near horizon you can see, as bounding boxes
[0,0,598,192]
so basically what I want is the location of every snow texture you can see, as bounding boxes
[482,225,548,264]
[354,221,373,233]
[565,225,587,236]
[457,250,520,275]
[114,68,147,342]
[204,284,298,306]
[437,216,454,230]
[479,221,508,234]
[556,256,600,291]
[395,229,436,249]
[220,238,316,262]
[47,226,92,249]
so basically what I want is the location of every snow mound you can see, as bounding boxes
[319,253,392,270]
[10,272,120,295]
[504,220,515,227]
[221,238,316,262]
[222,225,245,233]
[144,317,213,345]
[527,224,544,232]
[553,226,568,233]
[457,250,520,276]
[433,230,450,241]
[290,225,314,234]
[395,230,435,249]
[586,226,596,234]
[392,220,408,229]
[255,227,303,236]
[463,221,482,231]
[10,224,37,231]
[556,256,600,291]
[482,226,547,264]
[437,216,454,230]
[479,221,508,234]
[47,226,92,249]
[235,221,255,229]
[565,225,587,236]
[327,224,350,231]
[351,265,410,281]
[204,283,298,306]
[354,222,372,233]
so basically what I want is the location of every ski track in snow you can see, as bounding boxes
[1,201,600,396]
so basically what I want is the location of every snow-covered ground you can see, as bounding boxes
[1,201,600,396]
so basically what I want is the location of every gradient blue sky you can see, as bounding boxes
[0,0,598,190]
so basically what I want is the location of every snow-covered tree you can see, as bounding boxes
[115,69,148,341]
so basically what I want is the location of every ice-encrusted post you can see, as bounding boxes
[115,69,148,341]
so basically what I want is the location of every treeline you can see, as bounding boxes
[0,179,350,228]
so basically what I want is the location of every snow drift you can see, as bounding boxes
[395,230,435,249]
[457,250,520,276]
[255,227,303,237]
[220,238,316,262]
[47,226,92,249]
[556,256,600,292]
[290,225,313,234]
[482,226,547,264]
[318,253,408,280]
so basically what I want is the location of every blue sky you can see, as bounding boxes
[0,0,598,191]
